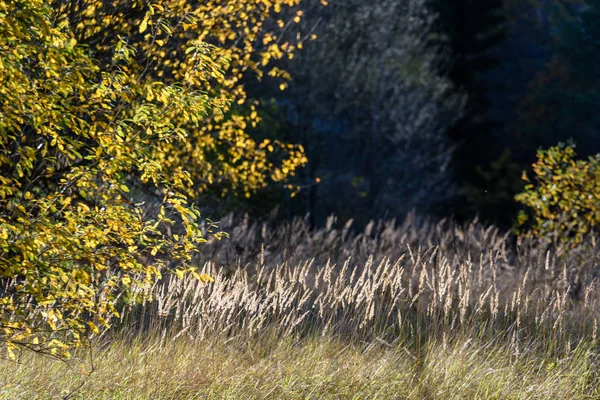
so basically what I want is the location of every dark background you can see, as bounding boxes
[209,0,600,231]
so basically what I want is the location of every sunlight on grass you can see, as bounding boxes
[2,216,600,399]
[2,334,598,399]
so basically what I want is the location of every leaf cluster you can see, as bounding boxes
[0,0,306,359]
[515,143,600,248]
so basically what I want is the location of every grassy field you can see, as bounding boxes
[2,216,600,399]
[2,333,598,399]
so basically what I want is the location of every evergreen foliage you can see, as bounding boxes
[512,0,600,160]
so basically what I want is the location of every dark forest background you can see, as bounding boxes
[204,0,600,231]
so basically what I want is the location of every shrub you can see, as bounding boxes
[515,143,600,248]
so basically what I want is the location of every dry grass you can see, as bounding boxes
[2,334,599,399]
[2,213,600,398]
[198,211,600,288]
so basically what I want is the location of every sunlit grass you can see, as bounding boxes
[2,333,599,399]
[3,214,600,398]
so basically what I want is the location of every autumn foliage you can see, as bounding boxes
[515,143,600,248]
[0,0,306,358]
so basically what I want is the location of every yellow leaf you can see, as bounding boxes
[6,345,16,361]
[139,16,149,33]
[87,321,99,334]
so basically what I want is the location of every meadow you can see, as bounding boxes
[2,213,600,399]
[4,0,600,398]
